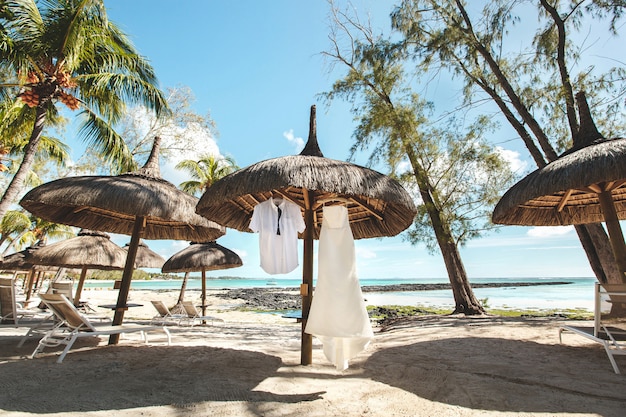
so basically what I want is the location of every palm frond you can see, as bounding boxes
[76,107,137,172]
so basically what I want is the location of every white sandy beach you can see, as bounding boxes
[1,287,626,417]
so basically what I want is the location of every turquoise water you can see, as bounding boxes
[83,277,597,311]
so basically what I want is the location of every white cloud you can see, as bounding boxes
[283,129,304,152]
[356,247,377,259]
[496,146,527,174]
[160,122,222,186]
[527,225,574,237]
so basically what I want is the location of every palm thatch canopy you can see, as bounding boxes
[19,140,225,241]
[196,108,416,240]
[162,241,242,273]
[196,105,416,365]
[124,240,165,269]
[162,241,242,317]
[29,229,128,270]
[28,229,130,306]
[493,91,626,279]
[492,137,626,226]
[0,243,47,272]
[19,137,225,338]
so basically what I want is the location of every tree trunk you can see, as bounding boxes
[575,224,622,284]
[0,106,47,220]
[177,272,189,304]
[406,147,484,314]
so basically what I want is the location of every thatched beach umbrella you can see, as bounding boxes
[29,229,129,306]
[196,105,417,364]
[124,239,165,269]
[0,244,42,271]
[20,137,225,343]
[493,92,626,280]
[0,242,52,303]
[162,241,242,317]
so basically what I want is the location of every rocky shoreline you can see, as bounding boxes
[215,281,572,311]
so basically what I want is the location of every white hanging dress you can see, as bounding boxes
[305,205,373,370]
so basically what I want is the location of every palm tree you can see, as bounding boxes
[0,209,30,253]
[0,211,74,255]
[174,154,238,306]
[176,154,239,197]
[0,0,169,220]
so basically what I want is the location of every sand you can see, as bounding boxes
[1,287,625,417]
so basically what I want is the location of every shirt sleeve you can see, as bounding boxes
[249,203,262,233]
[290,201,306,233]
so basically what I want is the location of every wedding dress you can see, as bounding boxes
[305,205,373,370]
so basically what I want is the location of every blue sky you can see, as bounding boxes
[52,0,623,280]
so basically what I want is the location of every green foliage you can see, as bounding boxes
[324,5,515,254]
[0,0,169,220]
[391,0,626,158]
[176,154,239,196]
[72,86,216,175]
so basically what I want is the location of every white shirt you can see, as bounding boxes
[249,197,305,274]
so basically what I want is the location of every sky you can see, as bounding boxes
[40,0,626,280]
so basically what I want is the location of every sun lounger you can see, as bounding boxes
[181,300,223,326]
[32,293,171,363]
[559,283,626,374]
[0,277,50,326]
[150,300,188,325]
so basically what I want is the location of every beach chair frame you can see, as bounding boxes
[559,282,626,374]
[33,293,171,363]
[181,300,223,326]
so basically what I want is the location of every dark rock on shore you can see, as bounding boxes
[215,281,572,310]
[218,288,301,311]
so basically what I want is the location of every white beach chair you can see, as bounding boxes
[0,277,49,326]
[559,282,626,374]
[150,300,187,325]
[181,300,223,326]
[33,293,171,363]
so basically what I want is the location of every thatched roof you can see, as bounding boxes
[196,106,416,240]
[124,239,165,269]
[28,229,128,270]
[0,242,49,272]
[493,92,626,227]
[19,137,225,242]
[162,241,242,273]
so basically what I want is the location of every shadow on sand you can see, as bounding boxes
[363,334,626,415]
[0,336,323,414]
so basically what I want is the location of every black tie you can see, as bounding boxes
[276,206,282,235]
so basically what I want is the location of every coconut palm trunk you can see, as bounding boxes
[0,106,46,220]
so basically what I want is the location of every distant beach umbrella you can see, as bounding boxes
[124,239,165,269]
[29,229,129,306]
[20,137,225,343]
[196,105,417,364]
[0,241,57,302]
[162,241,242,317]
[493,92,626,280]
[0,242,45,272]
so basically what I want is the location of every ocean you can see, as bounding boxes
[83,276,597,312]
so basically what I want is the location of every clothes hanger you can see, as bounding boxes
[317,196,351,206]
[271,190,283,206]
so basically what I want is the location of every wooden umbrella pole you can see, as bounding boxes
[301,189,314,365]
[598,190,626,282]
[201,268,207,319]
[110,216,145,344]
